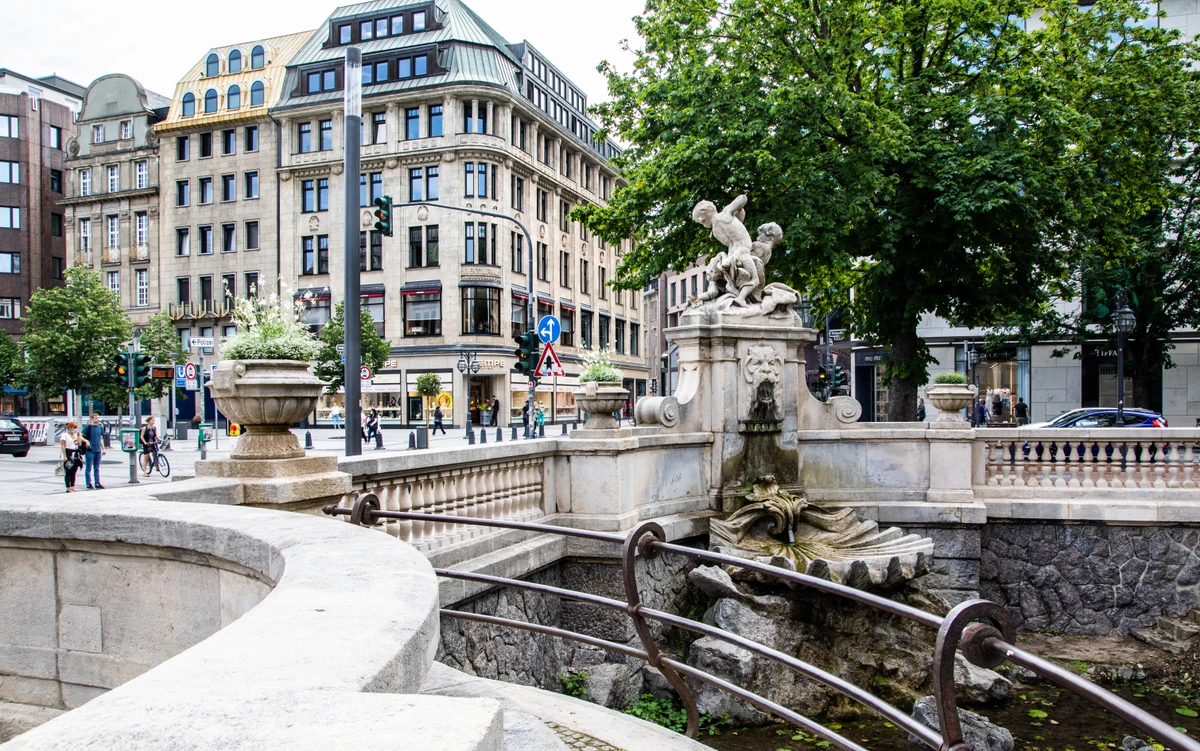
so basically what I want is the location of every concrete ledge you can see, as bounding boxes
[833,500,988,526]
[983,497,1200,524]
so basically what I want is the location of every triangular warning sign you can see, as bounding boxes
[534,343,566,377]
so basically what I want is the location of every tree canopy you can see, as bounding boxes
[314,301,391,395]
[578,0,1200,419]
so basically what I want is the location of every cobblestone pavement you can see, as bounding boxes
[545,722,626,751]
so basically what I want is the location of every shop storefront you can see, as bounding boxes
[956,345,1030,425]
[510,373,579,424]
[406,371,453,426]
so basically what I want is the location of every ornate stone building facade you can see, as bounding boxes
[63,75,169,325]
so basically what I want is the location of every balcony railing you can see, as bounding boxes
[100,248,120,265]
[129,245,150,263]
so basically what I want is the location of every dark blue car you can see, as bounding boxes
[1044,408,1167,428]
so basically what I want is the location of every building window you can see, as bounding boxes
[205,53,219,77]
[302,180,315,212]
[301,235,329,275]
[461,287,500,335]
[362,292,385,336]
[559,200,569,232]
[200,277,213,307]
[512,176,524,211]
[599,268,608,300]
[177,277,191,305]
[49,125,61,149]
[251,45,265,70]
[511,295,527,338]
[0,162,18,185]
[404,291,441,336]
[245,221,259,250]
[615,319,625,354]
[413,9,426,29]
[245,171,259,199]
[0,298,21,319]
[245,125,259,152]
[79,219,91,250]
[320,120,333,151]
[405,108,419,140]
[409,168,423,202]
[250,81,265,106]
[93,125,104,144]
[511,232,523,273]
[359,171,382,207]
[222,223,236,252]
[560,308,575,347]
[107,216,119,248]
[371,111,387,144]
[226,85,241,110]
[631,323,640,357]
[79,169,91,196]
[182,93,196,117]
[0,116,16,139]
[670,282,676,307]
[298,122,313,153]
[136,269,148,307]
[51,213,62,236]
[199,176,213,204]
[0,207,19,229]
[580,310,593,349]
[107,165,119,193]
[50,169,62,192]
[199,132,212,158]
[463,222,475,263]
[199,225,213,255]
[536,189,548,222]
[176,228,190,256]
[245,272,259,298]
[221,174,235,201]
[135,161,148,189]
[121,120,133,139]
[106,271,119,294]
[176,180,189,206]
[204,89,218,113]
[135,212,148,246]
[222,129,236,155]
[599,314,610,349]
[426,166,439,200]
[177,136,189,161]
[222,273,236,301]
[301,179,329,212]
[391,15,404,34]
[428,104,442,137]
[339,24,352,44]
[369,230,383,271]
[229,49,243,73]
[560,251,570,288]
[0,252,19,274]
[537,242,549,282]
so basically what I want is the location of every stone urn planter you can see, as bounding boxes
[209,360,325,459]
[573,381,630,430]
[924,383,977,422]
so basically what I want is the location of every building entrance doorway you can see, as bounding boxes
[469,377,499,426]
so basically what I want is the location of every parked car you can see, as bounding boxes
[0,417,31,457]
[1035,408,1166,429]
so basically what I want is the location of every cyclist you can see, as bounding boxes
[139,416,159,474]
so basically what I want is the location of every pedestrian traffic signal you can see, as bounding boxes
[373,195,393,237]
[832,364,850,395]
[132,353,152,388]
[112,352,131,389]
[513,330,539,381]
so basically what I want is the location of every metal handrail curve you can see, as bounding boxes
[325,497,1200,751]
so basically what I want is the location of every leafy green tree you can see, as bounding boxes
[0,330,23,393]
[314,301,391,395]
[415,372,443,431]
[135,311,189,401]
[578,0,1200,419]
[22,267,132,411]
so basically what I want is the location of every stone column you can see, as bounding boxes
[471,99,479,134]
[386,103,400,144]
[442,94,454,137]
[485,101,494,136]
[926,424,977,503]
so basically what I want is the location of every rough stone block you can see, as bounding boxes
[0,546,57,654]
[0,675,62,708]
[57,604,102,654]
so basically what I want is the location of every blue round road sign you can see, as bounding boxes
[537,315,560,344]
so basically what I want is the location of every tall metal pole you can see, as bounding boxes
[1117,329,1126,428]
[198,351,206,461]
[127,342,138,484]
[343,47,363,457]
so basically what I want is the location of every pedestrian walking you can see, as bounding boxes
[360,409,368,441]
[522,402,530,433]
[366,409,380,442]
[916,398,926,422]
[81,413,106,490]
[971,398,989,428]
[491,397,501,427]
[535,404,546,429]
[330,404,341,430]
[60,421,86,493]
[1014,397,1030,426]
[432,405,447,435]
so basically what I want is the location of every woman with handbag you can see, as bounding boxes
[60,421,87,493]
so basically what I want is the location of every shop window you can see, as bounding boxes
[580,310,593,349]
[404,291,441,336]
[511,295,527,338]
[298,295,331,333]
[461,287,500,335]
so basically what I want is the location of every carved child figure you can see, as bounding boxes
[692,195,761,307]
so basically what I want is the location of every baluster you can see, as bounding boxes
[1013,441,1028,487]
[429,475,448,548]
[380,484,399,538]
[463,470,483,536]
[1066,441,1082,488]
[1135,442,1152,488]
[530,461,546,518]
[485,465,502,520]
[1183,441,1197,489]
[1115,441,1131,489]
[440,472,465,544]
[420,478,438,544]
[1040,441,1055,488]
[522,461,538,519]
[998,442,1013,486]
[1152,442,1167,488]
[398,481,416,545]
[986,440,1001,486]
[495,462,514,519]
[1053,441,1069,487]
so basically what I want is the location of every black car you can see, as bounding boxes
[0,417,30,457]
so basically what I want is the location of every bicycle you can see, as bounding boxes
[141,444,170,478]
[159,433,172,451]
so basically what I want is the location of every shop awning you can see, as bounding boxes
[295,287,330,300]
[559,299,576,311]
[361,284,385,298]
[459,280,502,289]
[579,303,594,313]
[537,293,554,303]
[400,280,442,295]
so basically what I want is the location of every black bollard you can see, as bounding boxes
[408,431,416,449]
[496,427,502,442]
[511,426,518,441]
[561,423,568,436]
[479,429,486,444]
[467,431,475,445]
[374,429,384,450]
[573,420,579,430]
[538,423,545,438]
[305,431,313,450]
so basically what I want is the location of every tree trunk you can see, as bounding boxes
[886,324,920,422]
[1130,338,1158,415]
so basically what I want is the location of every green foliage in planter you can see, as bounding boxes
[579,348,623,384]
[221,289,320,362]
[933,372,968,385]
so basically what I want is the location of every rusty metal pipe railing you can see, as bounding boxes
[325,498,1200,751]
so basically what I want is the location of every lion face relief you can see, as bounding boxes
[742,344,783,396]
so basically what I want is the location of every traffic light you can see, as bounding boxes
[372,195,393,237]
[112,352,131,390]
[513,330,540,381]
[132,353,152,388]
[832,364,850,396]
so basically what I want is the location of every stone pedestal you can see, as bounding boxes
[925,422,975,503]
[186,455,351,511]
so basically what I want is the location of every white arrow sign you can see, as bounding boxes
[189,337,214,349]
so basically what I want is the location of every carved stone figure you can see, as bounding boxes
[709,476,934,589]
[688,195,800,318]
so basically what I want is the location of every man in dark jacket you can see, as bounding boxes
[1014,397,1030,426]
[81,413,106,489]
[971,399,989,428]
[916,398,926,422]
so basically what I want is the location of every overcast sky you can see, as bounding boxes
[6,0,643,105]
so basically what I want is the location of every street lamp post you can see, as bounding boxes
[457,351,481,440]
[1113,289,1136,427]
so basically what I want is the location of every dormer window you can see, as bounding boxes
[250,81,265,106]
[413,10,426,30]
[339,24,352,44]
[182,93,196,117]
[205,54,219,77]
[228,85,241,109]
[204,89,218,113]
[229,49,242,73]
[251,45,265,70]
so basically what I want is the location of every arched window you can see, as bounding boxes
[227,85,241,110]
[204,89,218,113]
[205,53,219,77]
[182,92,196,117]
[250,81,265,106]
[228,49,242,73]
[251,45,265,70]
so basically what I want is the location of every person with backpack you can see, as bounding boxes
[81,413,106,489]
[60,422,86,493]
[432,405,447,435]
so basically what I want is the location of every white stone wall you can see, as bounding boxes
[1164,340,1200,427]
[1029,344,1080,424]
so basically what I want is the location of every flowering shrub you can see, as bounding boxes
[579,348,623,383]
[221,288,321,361]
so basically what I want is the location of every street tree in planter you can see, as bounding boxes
[22,267,132,415]
[314,301,391,396]
[414,372,443,435]
[576,0,1200,420]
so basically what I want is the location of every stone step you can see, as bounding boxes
[1186,609,1200,625]
[1130,625,1194,656]
[1158,616,1200,643]
[502,710,570,751]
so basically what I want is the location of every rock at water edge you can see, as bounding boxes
[910,696,1014,751]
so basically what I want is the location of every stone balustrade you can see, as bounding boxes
[974,428,1200,490]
